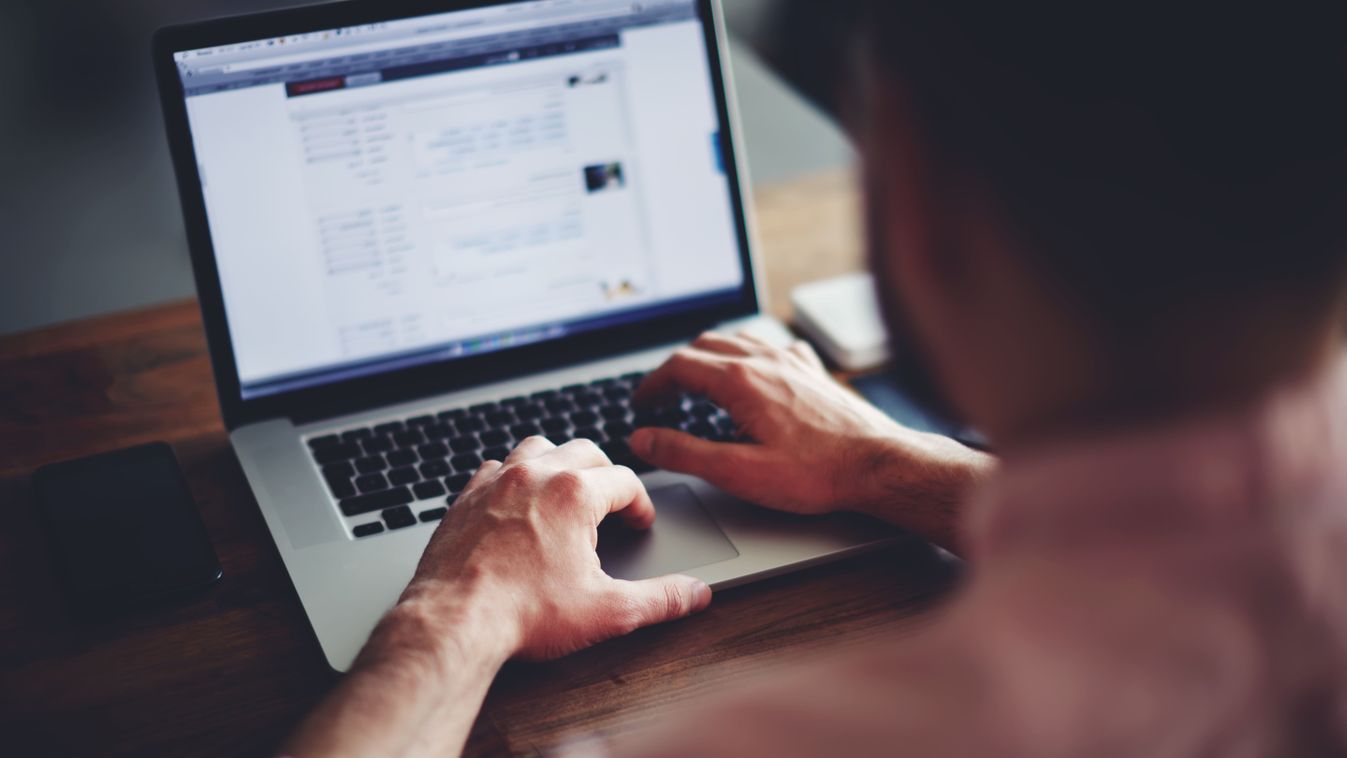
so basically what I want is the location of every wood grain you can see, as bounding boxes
[0,170,957,758]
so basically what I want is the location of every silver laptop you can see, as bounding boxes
[155,0,898,671]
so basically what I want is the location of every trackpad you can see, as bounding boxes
[598,484,738,580]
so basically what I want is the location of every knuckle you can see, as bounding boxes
[546,469,588,499]
[671,347,698,366]
[726,360,756,386]
[562,437,601,455]
[660,582,688,618]
[499,462,539,489]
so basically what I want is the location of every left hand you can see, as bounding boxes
[393,436,713,663]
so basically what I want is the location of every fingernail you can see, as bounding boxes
[686,578,712,613]
[629,428,653,458]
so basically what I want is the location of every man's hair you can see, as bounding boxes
[764,3,1347,331]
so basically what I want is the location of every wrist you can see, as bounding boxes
[361,575,521,682]
[844,433,994,551]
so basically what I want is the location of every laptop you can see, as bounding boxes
[154,0,900,671]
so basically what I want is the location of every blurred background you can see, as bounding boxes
[0,0,852,336]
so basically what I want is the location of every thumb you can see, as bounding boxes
[610,574,713,631]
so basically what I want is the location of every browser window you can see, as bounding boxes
[174,0,746,399]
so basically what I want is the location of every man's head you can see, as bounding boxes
[764,3,1347,444]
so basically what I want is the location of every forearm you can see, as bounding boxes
[850,433,995,556]
[283,582,516,758]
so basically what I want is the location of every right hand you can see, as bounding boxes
[630,332,992,550]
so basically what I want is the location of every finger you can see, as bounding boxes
[629,428,774,497]
[691,331,756,357]
[632,347,733,409]
[538,438,612,470]
[462,459,503,495]
[607,575,713,632]
[736,330,780,350]
[578,465,656,529]
[789,339,825,369]
[505,435,555,464]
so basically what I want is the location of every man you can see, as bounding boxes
[285,3,1347,756]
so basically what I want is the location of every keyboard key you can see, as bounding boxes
[361,436,394,455]
[656,407,692,428]
[591,376,620,388]
[561,384,587,394]
[600,404,628,421]
[419,458,452,479]
[406,415,436,428]
[574,427,607,445]
[470,402,499,415]
[386,449,418,467]
[451,453,483,473]
[482,446,512,461]
[688,421,717,439]
[417,442,450,460]
[419,507,448,523]
[541,417,570,435]
[691,401,719,419]
[324,472,356,499]
[456,416,486,433]
[355,473,389,493]
[383,506,417,530]
[516,403,546,420]
[341,428,374,442]
[545,398,576,414]
[323,461,355,479]
[388,467,420,486]
[571,410,600,427]
[438,408,469,420]
[530,389,559,402]
[485,410,515,427]
[500,396,528,407]
[450,435,482,453]
[620,371,647,382]
[413,480,447,501]
[374,421,404,436]
[604,438,632,461]
[355,455,388,474]
[308,435,341,449]
[423,423,455,440]
[511,423,542,440]
[313,443,362,465]
[603,386,632,403]
[445,473,473,494]
[393,429,425,447]
[605,420,634,439]
[480,429,511,447]
[572,391,603,408]
[353,522,385,538]
[714,416,739,441]
[340,487,414,517]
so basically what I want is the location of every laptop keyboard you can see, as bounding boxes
[304,371,740,539]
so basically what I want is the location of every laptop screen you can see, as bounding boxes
[172,0,747,400]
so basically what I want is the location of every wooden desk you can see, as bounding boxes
[0,170,958,757]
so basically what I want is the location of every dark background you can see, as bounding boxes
[0,0,851,336]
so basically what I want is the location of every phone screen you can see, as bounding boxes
[33,443,222,609]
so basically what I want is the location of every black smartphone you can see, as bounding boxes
[32,442,222,613]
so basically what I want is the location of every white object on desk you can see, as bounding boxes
[791,272,891,372]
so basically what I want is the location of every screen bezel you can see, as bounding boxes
[153,0,761,429]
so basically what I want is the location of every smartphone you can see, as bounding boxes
[32,442,222,613]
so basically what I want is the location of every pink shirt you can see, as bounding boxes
[618,361,1347,757]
